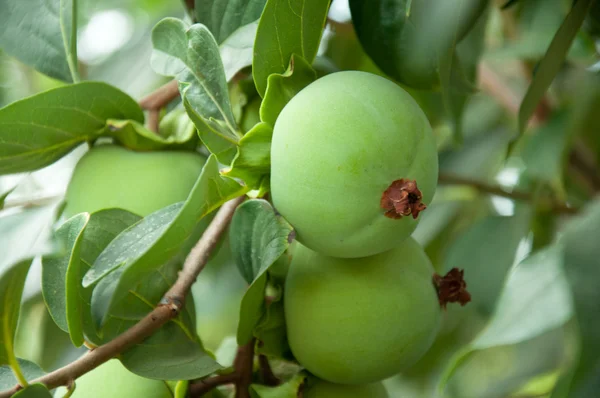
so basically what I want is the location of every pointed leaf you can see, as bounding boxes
[252,0,330,97]
[230,199,293,344]
[259,54,317,127]
[226,122,272,189]
[0,82,144,175]
[42,213,89,343]
[0,0,74,82]
[195,0,266,44]
[557,199,600,397]
[151,18,240,163]
[77,209,142,345]
[0,260,33,367]
[518,0,594,133]
[106,118,196,151]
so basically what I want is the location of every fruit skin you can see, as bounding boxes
[271,71,438,258]
[64,144,207,218]
[304,380,388,398]
[284,237,441,384]
[53,359,171,398]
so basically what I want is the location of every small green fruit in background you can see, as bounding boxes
[64,144,206,218]
[53,359,171,398]
[270,71,438,258]
[284,237,441,384]
[304,379,389,398]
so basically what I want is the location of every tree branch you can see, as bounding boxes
[0,196,245,398]
[438,174,578,214]
[258,355,280,387]
[139,80,180,133]
[187,339,256,398]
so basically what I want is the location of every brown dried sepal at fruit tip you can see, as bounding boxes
[432,268,471,309]
[380,179,427,219]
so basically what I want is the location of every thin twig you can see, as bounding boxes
[478,62,547,129]
[234,340,255,398]
[438,173,578,214]
[258,355,280,386]
[187,339,256,398]
[139,80,180,133]
[0,196,245,398]
[187,373,238,397]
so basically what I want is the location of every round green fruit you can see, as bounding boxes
[53,359,171,398]
[284,237,441,384]
[305,380,388,398]
[64,144,206,217]
[270,71,438,258]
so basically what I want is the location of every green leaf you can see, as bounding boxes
[349,0,488,90]
[84,155,246,326]
[42,213,89,344]
[254,298,289,358]
[0,260,33,368]
[443,207,532,314]
[440,5,489,142]
[76,209,143,345]
[0,185,16,210]
[0,82,144,175]
[226,122,272,189]
[12,384,52,398]
[518,112,571,192]
[557,199,600,397]
[230,199,293,344]
[259,54,317,127]
[195,0,266,44]
[474,245,572,348]
[112,261,222,380]
[151,18,240,163]
[0,0,75,82]
[226,55,316,189]
[442,329,566,398]
[252,0,330,97]
[438,245,573,392]
[250,373,306,398]
[0,359,44,390]
[518,0,594,134]
[220,21,259,81]
[106,118,196,151]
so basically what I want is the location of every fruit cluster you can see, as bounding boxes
[270,71,442,395]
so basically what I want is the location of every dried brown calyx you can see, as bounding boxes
[432,268,471,309]
[380,179,427,219]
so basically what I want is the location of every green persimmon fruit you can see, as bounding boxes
[284,237,441,384]
[53,359,171,398]
[305,380,388,398]
[271,71,437,258]
[64,144,206,218]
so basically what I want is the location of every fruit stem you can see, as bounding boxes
[139,80,180,133]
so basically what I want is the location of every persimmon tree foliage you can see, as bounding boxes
[0,0,600,397]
